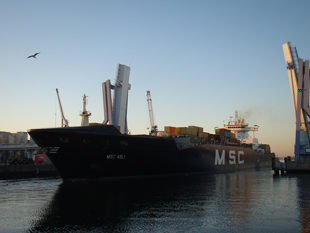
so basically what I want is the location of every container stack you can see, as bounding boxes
[198,132,209,139]
[165,125,204,137]
[164,125,215,144]
[214,128,239,144]
[164,126,176,135]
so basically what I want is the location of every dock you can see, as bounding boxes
[0,164,59,180]
[272,157,310,174]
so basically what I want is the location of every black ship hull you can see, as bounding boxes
[28,125,275,181]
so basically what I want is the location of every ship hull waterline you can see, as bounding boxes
[28,126,275,182]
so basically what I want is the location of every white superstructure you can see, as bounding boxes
[80,94,91,127]
[224,111,259,149]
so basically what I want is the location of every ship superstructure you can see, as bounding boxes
[224,111,259,149]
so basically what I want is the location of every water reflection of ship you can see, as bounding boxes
[29,177,206,232]
[29,173,267,232]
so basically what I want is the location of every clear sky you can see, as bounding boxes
[1,0,310,157]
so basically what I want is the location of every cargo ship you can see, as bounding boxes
[28,64,275,181]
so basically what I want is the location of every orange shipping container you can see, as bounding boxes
[175,127,181,134]
[164,126,176,134]
[180,127,188,134]
[189,126,203,134]
[188,128,196,135]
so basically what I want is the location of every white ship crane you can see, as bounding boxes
[102,64,131,134]
[56,88,69,127]
[80,94,91,127]
[283,41,310,161]
[147,90,157,135]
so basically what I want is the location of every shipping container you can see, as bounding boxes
[185,127,194,135]
[215,128,231,133]
[164,126,171,136]
[164,126,176,134]
[208,134,215,140]
[220,131,227,137]
[179,127,185,134]
[189,125,203,134]
[198,132,209,139]
[190,128,197,135]
[188,135,202,144]
[180,127,188,134]
[172,126,206,136]
[260,144,271,153]
[220,131,234,138]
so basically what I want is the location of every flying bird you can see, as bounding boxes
[27,52,40,59]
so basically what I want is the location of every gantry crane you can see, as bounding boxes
[147,91,157,135]
[56,88,69,127]
[283,42,310,161]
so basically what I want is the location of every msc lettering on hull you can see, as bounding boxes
[215,150,244,165]
[106,154,126,159]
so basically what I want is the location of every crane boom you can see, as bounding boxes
[147,91,157,134]
[56,88,69,127]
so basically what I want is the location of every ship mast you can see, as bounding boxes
[80,94,91,127]
[56,88,69,127]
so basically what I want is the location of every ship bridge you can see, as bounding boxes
[283,42,310,161]
[224,111,259,145]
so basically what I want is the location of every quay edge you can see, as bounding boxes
[0,164,59,180]
[272,157,310,174]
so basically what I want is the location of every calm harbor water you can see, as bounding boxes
[0,170,309,232]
